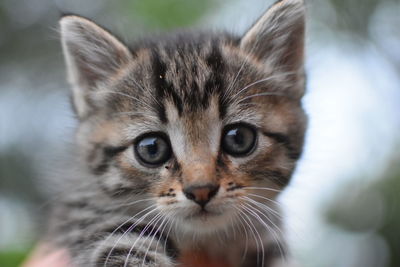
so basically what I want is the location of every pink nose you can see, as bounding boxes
[183,184,220,208]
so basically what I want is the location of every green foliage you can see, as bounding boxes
[326,151,400,267]
[326,184,384,233]
[0,251,28,267]
[120,0,217,29]
[378,161,400,267]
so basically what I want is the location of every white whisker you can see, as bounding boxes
[243,186,283,193]
[247,193,284,208]
[246,193,307,243]
[95,90,155,111]
[236,205,265,266]
[140,214,169,266]
[154,212,175,261]
[103,203,158,267]
[232,71,297,100]
[241,195,282,219]
[238,92,287,104]
[242,202,286,263]
[235,210,250,263]
[123,211,163,267]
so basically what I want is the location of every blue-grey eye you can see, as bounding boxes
[222,124,257,156]
[134,133,171,166]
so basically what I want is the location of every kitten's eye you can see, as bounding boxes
[134,133,171,167]
[222,124,257,156]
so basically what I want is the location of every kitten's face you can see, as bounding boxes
[60,0,306,234]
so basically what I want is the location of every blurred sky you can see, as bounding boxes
[0,0,399,266]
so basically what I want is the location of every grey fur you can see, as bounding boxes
[49,0,307,266]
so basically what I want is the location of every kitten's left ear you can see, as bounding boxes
[240,0,305,73]
[60,15,132,118]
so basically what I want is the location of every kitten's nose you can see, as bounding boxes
[183,184,220,208]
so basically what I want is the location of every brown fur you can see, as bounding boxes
[49,1,307,266]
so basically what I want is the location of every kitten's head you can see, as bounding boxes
[60,0,306,233]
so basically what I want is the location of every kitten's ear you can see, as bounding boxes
[59,15,132,118]
[240,0,305,72]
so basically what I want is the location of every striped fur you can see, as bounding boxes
[49,0,307,266]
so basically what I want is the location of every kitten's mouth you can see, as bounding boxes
[179,207,235,232]
[188,209,222,220]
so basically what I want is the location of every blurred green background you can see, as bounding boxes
[0,0,399,266]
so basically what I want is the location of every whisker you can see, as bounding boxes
[224,54,250,101]
[232,72,297,100]
[140,214,169,266]
[123,211,164,267]
[241,196,282,219]
[246,193,307,243]
[229,215,237,241]
[242,202,283,238]
[242,187,283,193]
[241,196,289,245]
[95,90,155,111]
[173,216,181,245]
[223,37,266,103]
[103,204,158,267]
[236,205,265,267]
[242,203,282,265]
[163,214,178,257]
[235,210,250,263]
[241,203,286,263]
[154,212,176,263]
[95,90,142,102]
[246,193,282,204]
[238,92,287,104]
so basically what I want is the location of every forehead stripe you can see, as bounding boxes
[262,131,301,160]
[205,42,227,118]
[151,51,168,123]
[151,50,183,121]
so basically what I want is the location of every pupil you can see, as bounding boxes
[142,138,158,157]
[222,124,256,157]
[233,129,244,146]
[135,133,171,166]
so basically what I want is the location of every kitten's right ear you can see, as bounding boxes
[59,15,132,119]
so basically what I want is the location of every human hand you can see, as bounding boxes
[21,244,71,267]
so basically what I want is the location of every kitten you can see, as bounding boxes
[47,0,307,266]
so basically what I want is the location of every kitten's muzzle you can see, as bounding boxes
[183,184,219,208]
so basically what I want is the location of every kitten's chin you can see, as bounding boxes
[178,209,236,234]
